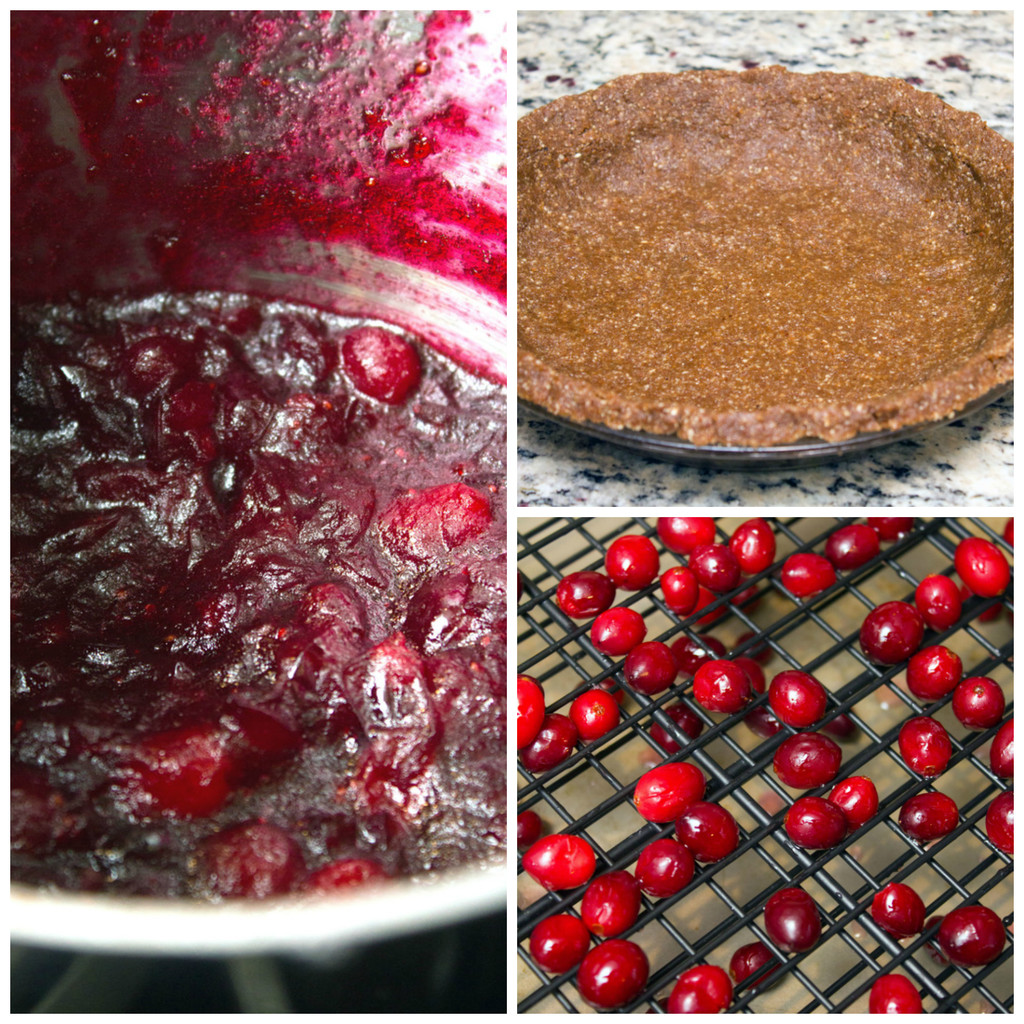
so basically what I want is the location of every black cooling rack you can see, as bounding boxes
[517,516,1013,1013]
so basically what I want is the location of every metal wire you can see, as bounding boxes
[517,516,1013,1014]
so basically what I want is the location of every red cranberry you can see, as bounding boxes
[518,570,524,602]
[649,702,705,752]
[693,585,727,625]
[570,689,621,743]
[985,791,1013,854]
[733,655,766,695]
[785,795,847,849]
[341,326,420,404]
[745,704,784,739]
[821,712,860,742]
[557,570,616,618]
[768,670,828,727]
[1004,518,1013,545]
[871,882,925,938]
[693,659,753,713]
[660,565,699,615]
[906,645,962,701]
[517,674,545,750]
[898,791,958,842]
[671,633,727,675]
[860,601,924,665]
[667,964,733,1014]
[529,914,591,974]
[624,641,678,695]
[781,552,836,598]
[955,536,1011,598]
[937,904,1006,966]
[591,606,646,655]
[581,870,642,938]
[773,732,842,789]
[517,810,543,850]
[522,834,596,891]
[605,534,660,590]
[657,516,715,555]
[763,887,821,952]
[519,713,578,773]
[990,718,1013,778]
[924,915,949,965]
[914,574,963,631]
[729,941,779,991]
[633,762,706,823]
[869,516,914,541]
[952,676,1005,729]
[306,858,389,891]
[380,482,492,561]
[827,776,879,830]
[690,543,741,594]
[576,939,649,1010]
[635,837,695,898]
[869,974,922,1013]
[198,821,304,898]
[824,523,880,569]
[675,801,740,862]
[729,518,776,574]
[898,716,952,777]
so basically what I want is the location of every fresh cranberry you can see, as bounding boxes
[657,516,716,555]
[768,670,828,727]
[905,644,962,702]
[898,791,958,842]
[517,810,543,850]
[859,601,925,665]
[871,881,925,938]
[898,716,952,777]
[869,974,922,1013]
[660,565,699,615]
[868,517,914,541]
[733,655,766,695]
[576,939,649,1010]
[591,606,646,655]
[341,326,421,404]
[693,585,727,626]
[990,718,1013,778]
[667,964,733,1014]
[955,536,1011,598]
[605,534,660,590]
[937,905,1006,966]
[1004,518,1014,546]
[952,676,1005,729]
[649,702,705,752]
[785,795,847,849]
[763,887,821,952]
[744,704,784,739]
[633,762,706,823]
[690,543,741,594]
[729,941,779,991]
[729,518,776,574]
[522,834,596,891]
[529,914,591,974]
[519,713,578,773]
[824,523,880,570]
[821,712,860,742]
[517,674,545,750]
[693,659,753,713]
[624,641,678,695]
[306,858,390,891]
[985,791,1013,854]
[914,574,963,631]
[675,801,740,862]
[781,552,837,598]
[581,870,642,937]
[570,689,621,743]
[635,837,695,897]
[827,776,879,830]
[671,633,727,675]
[773,732,842,789]
[924,915,949,965]
[556,570,616,618]
[198,821,304,898]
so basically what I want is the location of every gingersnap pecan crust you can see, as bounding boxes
[518,67,1013,446]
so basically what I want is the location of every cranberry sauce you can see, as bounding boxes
[11,292,506,898]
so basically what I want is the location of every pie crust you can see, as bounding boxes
[518,67,1013,446]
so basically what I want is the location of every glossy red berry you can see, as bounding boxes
[955,536,1011,598]
[824,523,880,570]
[898,791,958,842]
[660,565,699,615]
[905,645,962,701]
[517,674,545,750]
[671,633,727,675]
[728,941,779,991]
[690,543,741,594]
[576,939,649,1010]
[570,689,621,743]
[914,574,962,631]
[985,791,1013,854]
[937,905,1006,966]
[1004,519,1014,546]
[729,518,776,574]
[768,670,828,727]
[827,776,879,831]
[990,719,1013,778]
[869,517,914,541]
[667,964,733,1014]
[675,801,740,862]
[624,641,678,695]
[781,552,836,598]
[657,516,716,555]
[591,606,646,655]
[860,601,924,665]
[517,810,543,850]
[605,535,660,590]
[898,716,952,777]
[557,570,616,618]
[633,762,706,823]
[822,713,860,743]
[341,326,420,404]
[649,702,705,752]
[869,974,922,1014]
[529,914,591,974]
[763,887,821,952]
[519,713,578,773]
[773,732,842,789]
[635,837,695,898]
[522,834,596,891]
[785,795,847,849]
[581,870,642,937]
[952,676,1005,729]
[744,704,783,739]
[198,821,303,898]
[871,882,925,938]
[693,659,753,713]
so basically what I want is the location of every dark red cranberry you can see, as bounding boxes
[667,964,733,1014]
[657,516,716,555]
[660,565,699,615]
[733,655,766,695]
[785,795,847,849]
[827,776,879,830]
[605,534,661,591]
[522,834,596,891]
[990,718,1013,778]
[10,766,81,853]
[529,914,591,974]
[729,518,776,574]
[898,716,952,777]
[341,326,420,404]
[675,801,740,862]
[517,674,545,750]
[519,713,578,773]
[693,659,753,713]
[635,837,695,898]
[868,516,914,541]
[693,585,727,626]
[624,641,678,695]
[518,570,523,602]
[937,904,1006,966]
[576,939,649,1010]
[198,821,304,898]
[763,887,821,952]
[781,552,836,598]
[869,974,922,1013]
[952,676,1005,729]
[914,574,962,631]
[690,543,741,594]
[306,858,389,891]
[985,791,1013,854]
[924,915,949,964]
[860,601,925,665]
[871,881,925,938]
[1004,518,1014,545]
[570,689,621,743]
[821,712,860,742]
[955,536,1011,598]
[906,645,962,701]
[773,732,842,789]
[671,633,727,675]
[729,941,779,991]
[744,703,784,739]
[898,791,958,842]
[768,670,828,727]
[633,762,706,823]
[649,702,705,752]
[517,810,543,850]
[581,870,641,938]
[824,523,880,569]
[557,570,616,618]
[591,606,646,656]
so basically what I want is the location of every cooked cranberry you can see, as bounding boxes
[633,762,706,823]
[675,801,740,862]
[522,834,596,891]
[10,766,81,853]
[729,518,776,574]
[624,641,678,695]
[905,645,962,701]
[821,712,860,742]
[667,964,733,1013]
[773,732,842,789]
[860,601,925,665]
[690,543,741,594]
[898,791,958,841]
[517,810,543,850]
[869,974,922,1013]
[827,776,879,830]
[341,325,421,404]
[649,702,705,752]
[517,674,545,750]
[556,570,616,618]
[914,574,963,631]
[955,536,1011,598]
[581,870,642,937]
[576,938,649,1010]
[657,516,716,555]
[380,482,492,561]
[871,882,925,938]
[868,517,915,541]
[937,904,1006,966]
[519,713,578,773]
[306,858,389,891]
[985,791,1013,854]
[671,633,727,675]
[605,534,661,590]
[768,670,828,727]
[198,821,304,899]
[660,565,699,615]
[990,718,1013,778]
[744,703,784,739]
[693,659,753,713]
[781,552,837,598]
[570,689,621,743]
[824,523,880,570]
[635,837,695,898]
[729,941,779,991]
[898,716,952,777]
[952,676,1005,729]
[591,606,646,655]
[529,914,591,974]
[763,887,821,952]
[785,795,847,849]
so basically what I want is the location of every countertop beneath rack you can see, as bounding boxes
[516,10,1013,508]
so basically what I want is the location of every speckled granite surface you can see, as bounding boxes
[516,10,1013,508]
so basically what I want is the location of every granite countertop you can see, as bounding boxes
[516,10,1013,507]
